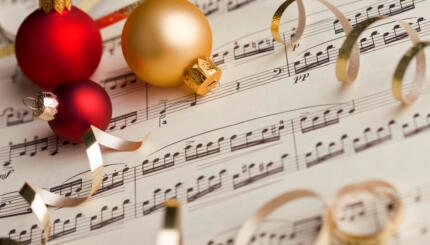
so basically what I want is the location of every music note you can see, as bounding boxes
[187,169,227,203]
[90,200,130,230]
[49,179,83,197]
[339,201,366,222]
[305,134,348,168]
[289,216,322,239]
[108,111,138,130]
[300,101,355,133]
[143,189,164,215]
[230,121,284,151]
[159,100,168,127]
[232,161,284,190]
[353,120,395,153]
[5,108,34,127]
[294,45,334,74]
[185,137,224,161]
[360,31,378,52]
[402,113,430,138]
[142,152,178,175]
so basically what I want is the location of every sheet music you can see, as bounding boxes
[1,0,430,244]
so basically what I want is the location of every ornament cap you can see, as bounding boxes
[39,0,72,14]
[23,92,59,121]
[183,57,222,96]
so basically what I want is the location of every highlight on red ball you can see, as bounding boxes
[15,6,103,90]
[48,79,112,143]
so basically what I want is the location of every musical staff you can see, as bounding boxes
[230,122,284,152]
[193,0,257,16]
[90,200,130,231]
[333,0,416,34]
[2,8,425,150]
[300,102,355,134]
[3,83,430,219]
[49,179,83,197]
[187,169,226,203]
[0,107,33,128]
[2,0,430,243]
[232,161,284,189]
[49,214,82,241]
[185,137,224,161]
[402,113,430,138]
[3,130,430,244]
[353,120,395,153]
[68,16,426,141]
[2,136,78,168]
[3,176,429,245]
[305,134,348,168]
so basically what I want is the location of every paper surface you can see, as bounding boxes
[1,0,430,244]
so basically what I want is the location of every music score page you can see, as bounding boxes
[1,0,430,244]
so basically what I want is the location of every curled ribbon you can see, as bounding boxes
[235,180,403,245]
[271,0,360,87]
[271,0,306,48]
[392,41,430,104]
[272,1,428,104]
[0,126,147,244]
[335,16,425,104]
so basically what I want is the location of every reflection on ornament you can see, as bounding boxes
[121,0,222,95]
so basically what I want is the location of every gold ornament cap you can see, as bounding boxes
[183,58,222,96]
[39,0,72,14]
[23,91,59,121]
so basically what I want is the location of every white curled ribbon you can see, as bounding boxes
[0,125,148,244]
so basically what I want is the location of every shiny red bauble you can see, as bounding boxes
[49,80,112,143]
[15,7,103,90]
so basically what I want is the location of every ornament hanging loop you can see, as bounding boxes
[23,96,38,110]
[39,0,72,14]
[183,57,222,95]
[22,92,59,121]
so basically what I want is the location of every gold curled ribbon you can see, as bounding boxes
[270,0,360,80]
[392,41,430,104]
[336,16,424,92]
[329,180,403,245]
[235,180,403,245]
[0,126,148,244]
[271,0,306,48]
[272,0,360,82]
[157,199,182,245]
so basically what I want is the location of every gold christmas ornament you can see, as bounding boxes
[121,0,222,95]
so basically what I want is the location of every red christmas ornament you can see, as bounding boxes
[50,80,112,143]
[15,5,102,90]
[27,80,112,143]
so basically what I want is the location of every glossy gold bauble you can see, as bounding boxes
[121,0,213,88]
